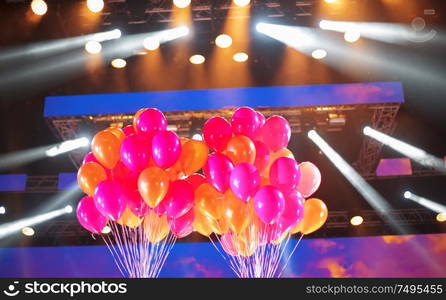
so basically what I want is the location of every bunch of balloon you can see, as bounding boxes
[76,108,209,278]
[196,107,327,278]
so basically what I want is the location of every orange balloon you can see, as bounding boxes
[138,167,170,208]
[133,108,148,128]
[211,218,229,235]
[290,221,302,234]
[91,130,121,169]
[77,162,108,196]
[222,190,250,234]
[180,137,190,146]
[226,135,256,165]
[117,207,143,228]
[179,140,209,175]
[300,198,328,235]
[165,160,183,181]
[105,127,125,144]
[143,210,170,243]
[271,231,288,245]
[195,183,224,220]
[192,208,214,237]
[261,148,295,177]
[234,235,257,257]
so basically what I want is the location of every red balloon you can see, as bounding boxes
[203,117,232,152]
[169,208,195,238]
[203,153,234,193]
[260,115,291,152]
[164,180,195,219]
[122,125,135,136]
[230,107,262,140]
[185,174,207,190]
[109,161,132,181]
[152,131,181,169]
[134,108,167,134]
[121,173,150,218]
[253,141,270,172]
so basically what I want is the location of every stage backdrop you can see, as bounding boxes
[1,233,445,277]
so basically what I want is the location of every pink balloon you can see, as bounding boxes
[230,107,261,140]
[253,141,270,172]
[221,232,237,256]
[254,185,285,224]
[122,125,136,136]
[154,198,168,216]
[269,157,301,193]
[297,161,321,198]
[276,190,304,232]
[169,208,194,238]
[121,174,150,218]
[94,180,126,222]
[82,152,100,165]
[152,131,181,169]
[257,111,266,127]
[165,180,194,219]
[134,108,167,134]
[259,223,283,244]
[77,196,107,234]
[260,115,291,152]
[109,161,131,181]
[203,117,232,152]
[229,163,260,203]
[120,134,152,172]
[203,153,234,193]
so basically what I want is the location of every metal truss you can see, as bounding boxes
[24,175,59,193]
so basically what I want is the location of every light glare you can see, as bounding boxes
[437,213,446,223]
[31,0,48,16]
[192,133,203,141]
[111,58,127,69]
[404,191,412,199]
[92,29,122,42]
[312,49,327,59]
[102,225,112,234]
[403,191,446,214]
[344,30,361,43]
[87,0,104,13]
[173,0,191,8]
[46,137,89,157]
[22,227,35,237]
[84,41,102,54]
[190,55,205,65]
[143,37,160,51]
[350,216,363,226]
[233,0,251,7]
[215,34,233,48]
[0,206,5,215]
[233,52,249,62]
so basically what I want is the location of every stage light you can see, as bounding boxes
[363,126,446,172]
[312,49,327,59]
[31,0,47,16]
[233,52,248,62]
[437,213,446,223]
[350,216,363,226]
[325,0,337,2]
[173,0,191,8]
[45,137,89,157]
[215,34,233,48]
[22,227,35,237]
[192,133,203,141]
[143,37,160,51]
[84,41,102,54]
[233,0,250,7]
[344,30,361,43]
[65,205,73,214]
[111,58,127,69]
[308,130,391,213]
[87,0,104,13]
[0,206,71,239]
[102,226,111,234]
[92,29,122,42]
[256,22,316,51]
[0,206,5,215]
[403,191,446,214]
[190,54,205,65]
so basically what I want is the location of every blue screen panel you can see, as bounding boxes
[0,174,27,192]
[57,173,77,190]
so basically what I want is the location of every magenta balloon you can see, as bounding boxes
[254,185,285,224]
[276,190,304,232]
[122,125,136,136]
[221,232,237,256]
[165,180,194,219]
[229,163,260,203]
[203,153,234,193]
[260,115,291,152]
[297,161,322,198]
[76,196,107,234]
[152,131,181,169]
[135,108,167,134]
[253,141,270,172]
[203,117,232,152]
[257,111,266,127]
[154,198,168,216]
[120,174,150,218]
[258,223,283,245]
[120,134,152,172]
[82,152,100,165]
[269,157,301,193]
[169,208,194,238]
[230,107,261,140]
[94,180,126,222]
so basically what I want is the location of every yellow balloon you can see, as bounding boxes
[117,207,143,228]
[210,218,229,235]
[234,235,257,257]
[192,208,214,237]
[300,198,328,235]
[271,232,288,245]
[143,211,170,243]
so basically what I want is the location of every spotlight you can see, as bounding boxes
[22,227,35,237]
[143,37,160,51]
[0,206,5,215]
[233,52,248,62]
[256,22,267,33]
[92,29,122,42]
[84,41,102,54]
[344,30,361,43]
[402,191,446,214]
[215,34,233,48]
[102,225,111,234]
[64,205,73,214]
[404,191,412,199]
[312,49,327,59]
[87,0,104,13]
[255,22,316,50]
[111,58,127,69]
[324,0,337,3]
[192,133,203,141]
[0,206,73,239]
[233,0,250,7]
[173,0,191,8]
[46,137,89,157]
[189,54,205,65]
[31,0,47,16]
[437,213,446,223]
[350,216,363,226]
[363,126,446,172]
